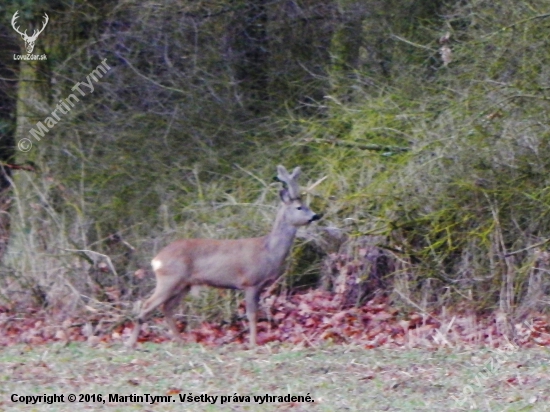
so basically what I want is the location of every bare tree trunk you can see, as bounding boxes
[330,1,366,72]
[232,0,269,113]
[11,15,51,269]
[0,23,20,262]
[329,0,367,97]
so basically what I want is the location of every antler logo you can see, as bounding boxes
[11,10,49,54]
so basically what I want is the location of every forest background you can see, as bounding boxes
[1,0,550,344]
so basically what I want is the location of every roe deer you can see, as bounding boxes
[127,165,320,347]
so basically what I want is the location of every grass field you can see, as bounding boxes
[1,342,548,411]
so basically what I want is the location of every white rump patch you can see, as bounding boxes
[151,258,163,271]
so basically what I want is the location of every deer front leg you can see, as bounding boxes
[245,287,261,347]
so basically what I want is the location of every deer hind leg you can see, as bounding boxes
[127,268,186,347]
[162,286,190,343]
[245,287,261,347]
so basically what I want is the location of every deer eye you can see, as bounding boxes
[296,206,302,210]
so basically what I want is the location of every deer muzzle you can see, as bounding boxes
[309,214,321,223]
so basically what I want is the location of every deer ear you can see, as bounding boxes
[290,167,301,180]
[279,189,291,204]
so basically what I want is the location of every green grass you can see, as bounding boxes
[1,343,549,411]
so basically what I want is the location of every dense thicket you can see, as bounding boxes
[1,0,549,322]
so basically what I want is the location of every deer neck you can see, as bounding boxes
[264,206,298,265]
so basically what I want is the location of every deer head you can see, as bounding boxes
[12,11,49,54]
[276,165,319,226]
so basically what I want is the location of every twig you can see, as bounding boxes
[306,175,328,192]
[62,248,119,276]
[482,13,550,40]
[234,164,268,188]
[394,288,441,323]
[115,53,186,95]
[390,34,436,52]
[308,138,409,153]
[0,162,38,172]
[505,238,550,257]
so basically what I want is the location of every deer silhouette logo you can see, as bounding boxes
[11,11,49,54]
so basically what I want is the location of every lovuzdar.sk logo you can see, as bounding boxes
[11,10,48,61]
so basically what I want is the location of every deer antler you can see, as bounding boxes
[277,165,301,200]
[11,11,26,38]
[11,11,48,41]
[28,13,49,41]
